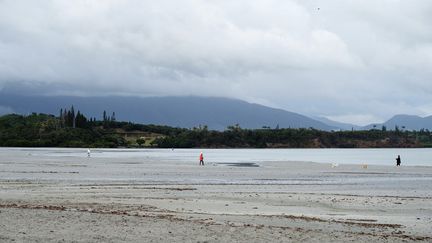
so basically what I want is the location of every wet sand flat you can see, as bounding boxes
[0,149,432,242]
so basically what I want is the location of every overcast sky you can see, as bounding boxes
[0,0,431,125]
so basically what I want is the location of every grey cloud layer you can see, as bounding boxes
[0,0,431,125]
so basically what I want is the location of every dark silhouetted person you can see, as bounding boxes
[199,152,204,166]
[396,155,401,166]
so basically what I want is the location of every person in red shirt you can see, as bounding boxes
[199,152,204,166]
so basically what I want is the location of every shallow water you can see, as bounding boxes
[2,147,430,166]
[0,147,431,185]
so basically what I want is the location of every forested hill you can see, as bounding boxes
[1,112,432,148]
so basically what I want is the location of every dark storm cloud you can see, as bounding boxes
[0,0,431,125]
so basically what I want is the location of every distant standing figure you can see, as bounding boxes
[396,155,401,166]
[199,152,204,166]
[87,149,91,158]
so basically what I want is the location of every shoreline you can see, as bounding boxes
[1,149,431,242]
[2,147,432,167]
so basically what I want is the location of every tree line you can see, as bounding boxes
[1,109,432,148]
[151,125,432,148]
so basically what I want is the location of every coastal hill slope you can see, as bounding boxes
[363,114,432,131]
[313,116,362,131]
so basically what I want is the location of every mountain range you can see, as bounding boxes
[0,93,334,131]
[0,92,430,131]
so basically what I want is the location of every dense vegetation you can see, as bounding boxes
[0,112,124,147]
[153,124,432,148]
[1,110,432,148]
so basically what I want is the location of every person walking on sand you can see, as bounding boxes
[396,155,401,166]
[199,152,204,166]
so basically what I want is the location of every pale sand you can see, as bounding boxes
[0,152,432,242]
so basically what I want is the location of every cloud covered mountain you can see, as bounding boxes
[1,1,431,125]
[0,93,335,131]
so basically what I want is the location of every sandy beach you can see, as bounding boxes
[0,148,431,242]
